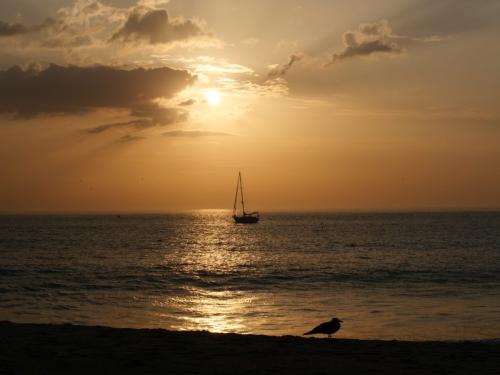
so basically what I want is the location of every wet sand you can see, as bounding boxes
[1,321,498,374]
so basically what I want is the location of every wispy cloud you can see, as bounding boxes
[116,134,146,143]
[162,130,234,137]
[243,37,259,46]
[87,120,152,134]
[267,53,303,79]
[178,98,196,106]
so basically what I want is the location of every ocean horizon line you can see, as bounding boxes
[1,208,500,216]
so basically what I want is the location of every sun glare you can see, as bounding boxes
[205,89,221,106]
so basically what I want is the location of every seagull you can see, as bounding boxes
[304,317,343,338]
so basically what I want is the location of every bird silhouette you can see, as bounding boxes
[304,317,343,338]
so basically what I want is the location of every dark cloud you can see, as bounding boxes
[179,98,196,106]
[267,53,303,79]
[333,37,401,61]
[326,20,402,66]
[110,8,209,45]
[0,21,28,37]
[162,130,233,138]
[0,64,195,118]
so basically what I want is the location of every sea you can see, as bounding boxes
[1,211,499,341]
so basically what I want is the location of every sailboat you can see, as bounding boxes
[232,172,260,224]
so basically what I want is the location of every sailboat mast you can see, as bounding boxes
[239,172,245,214]
[233,172,240,215]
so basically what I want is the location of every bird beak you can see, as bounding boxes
[339,320,343,322]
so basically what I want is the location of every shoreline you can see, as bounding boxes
[1,321,499,374]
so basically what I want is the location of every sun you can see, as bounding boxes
[205,89,221,106]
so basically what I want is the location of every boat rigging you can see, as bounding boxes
[232,172,259,224]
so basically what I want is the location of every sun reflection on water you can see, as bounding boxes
[156,211,265,333]
[168,289,256,333]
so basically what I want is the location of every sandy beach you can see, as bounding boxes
[1,321,498,374]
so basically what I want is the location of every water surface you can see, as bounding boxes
[1,211,499,340]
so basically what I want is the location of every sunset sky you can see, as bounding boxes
[1,0,499,212]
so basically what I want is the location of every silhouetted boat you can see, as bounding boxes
[232,172,259,224]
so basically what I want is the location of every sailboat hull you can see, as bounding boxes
[233,215,259,224]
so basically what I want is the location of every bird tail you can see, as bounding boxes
[303,330,313,335]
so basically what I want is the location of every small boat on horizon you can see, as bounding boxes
[232,172,259,224]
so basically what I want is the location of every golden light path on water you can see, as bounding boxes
[154,211,265,334]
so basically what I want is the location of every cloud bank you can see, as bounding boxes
[0,64,195,130]
[0,0,218,54]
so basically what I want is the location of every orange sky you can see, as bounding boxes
[0,0,499,212]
